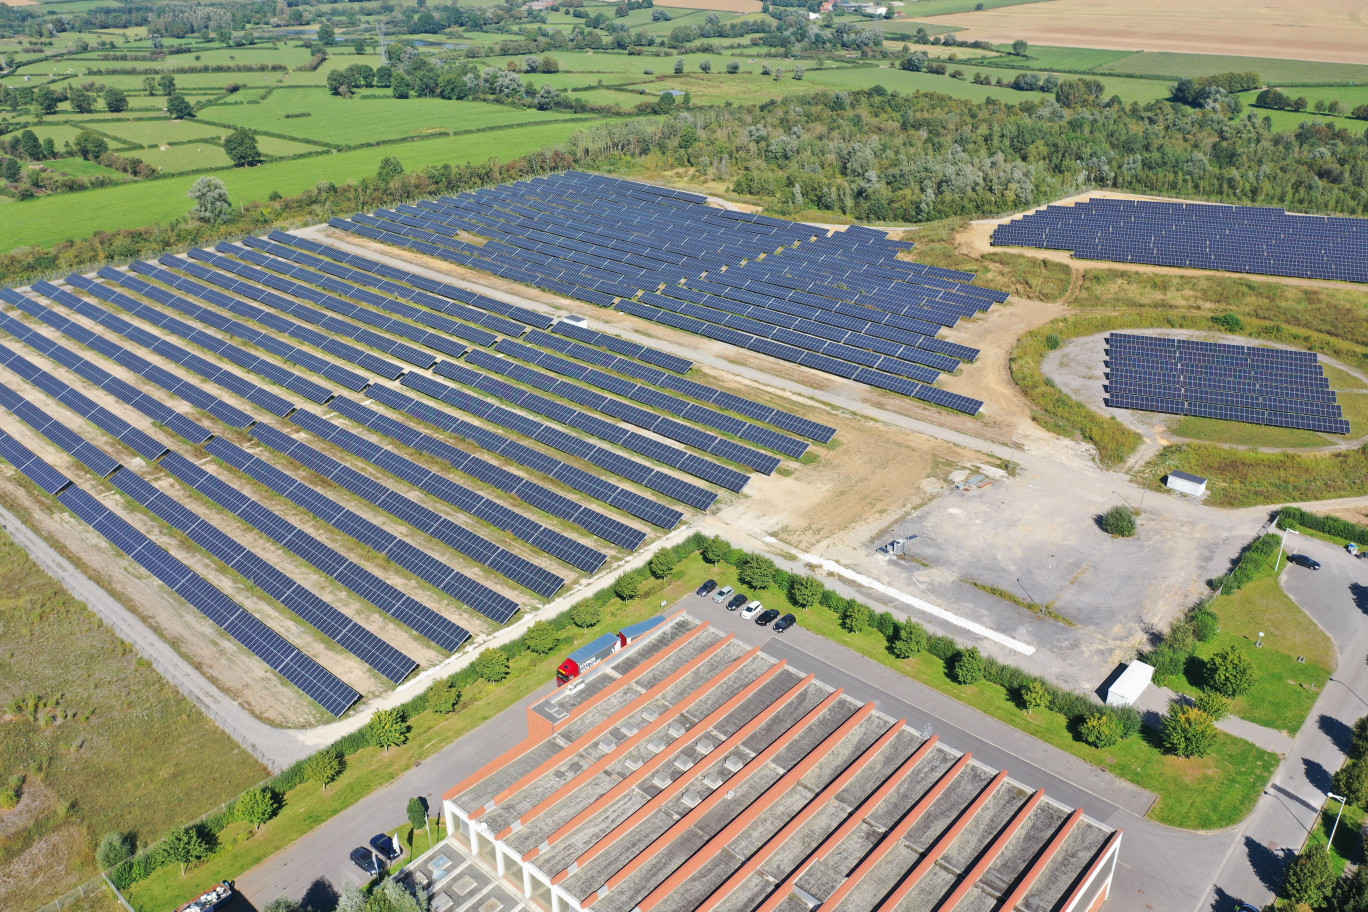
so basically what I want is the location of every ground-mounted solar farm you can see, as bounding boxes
[332,171,1004,415]
[991,197,1368,284]
[1104,333,1350,435]
[0,196,912,720]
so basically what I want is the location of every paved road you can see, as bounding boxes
[229,596,1232,912]
[1208,533,1368,909]
[229,684,554,912]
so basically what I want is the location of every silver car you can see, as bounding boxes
[711,585,735,604]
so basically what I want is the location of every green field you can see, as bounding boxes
[1096,51,1368,85]
[961,45,1136,72]
[45,156,133,180]
[135,142,233,173]
[1170,415,1333,449]
[96,118,230,147]
[0,523,266,911]
[1167,573,1333,734]
[200,92,589,146]
[0,117,601,252]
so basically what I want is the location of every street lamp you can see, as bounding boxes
[1112,490,1137,512]
[1016,577,1039,607]
[1328,791,1348,853]
[1275,524,1301,571]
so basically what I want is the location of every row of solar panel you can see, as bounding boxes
[1106,380,1345,418]
[53,277,301,417]
[393,372,713,513]
[490,338,808,460]
[420,361,744,497]
[532,327,836,443]
[994,200,1368,284]
[4,286,257,429]
[250,422,567,597]
[1108,333,1319,364]
[205,435,520,623]
[616,298,985,416]
[285,408,605,574]
[1106,368,1339,404]
[1106,393,1351,434]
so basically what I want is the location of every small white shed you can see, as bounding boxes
[1165,470,1208,497]
[558,315,589,329]
[1106,660,1154,707]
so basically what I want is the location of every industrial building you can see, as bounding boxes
[441,610,1120,912]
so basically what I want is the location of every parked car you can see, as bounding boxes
[772,613,797,633]
[696,579,718,597]
[755,608,781,626]
[740,600,762,619]
[726,593,748,611]
[350,846,385,877]
[711,585,734,604]
[1289,554,1321,570]
[369,833,402,861]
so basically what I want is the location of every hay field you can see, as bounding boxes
[916,0,1368,65]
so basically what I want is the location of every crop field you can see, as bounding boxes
[894,0,1053,16]
[960,45,1136,71]
[1094,51,1368,84]
[202,91,589,145]
[0,117,602,251]
[913,0,1368,66]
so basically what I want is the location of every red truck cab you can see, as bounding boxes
[555,615,665,686]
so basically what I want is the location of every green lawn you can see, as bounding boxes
[94,118,229,147]
[198,92,588,146]
[135,142,233,173]
[1304,801,1366,877]
[0,117,600,252]
[1170,415,1332,449]
[693,560,1277,829]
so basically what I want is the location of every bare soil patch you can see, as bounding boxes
[917,0,1368,65]
[0,825,89,912]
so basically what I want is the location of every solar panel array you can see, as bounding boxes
[992,198,1368,284]
[0,422,360,715]
[324,170,999,415]
[1104,333,1350,434]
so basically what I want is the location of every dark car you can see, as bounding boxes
[1233,904,1260,912]
[1289,554,1321,570]
[369,833,402,861]
[755,608,781,626]
[726,593,748,611]
[349,846,384,877]
[696,579,718,597]
[772,613,797,633]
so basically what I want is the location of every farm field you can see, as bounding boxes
[0,117,602,251]
[894,0,1052,15]
[134,141,232,172]
[96,117,230,147]
[915,0,1368,66]
[201,91,590,145]
[44,155,131,180]
[1094,50,1368,84]
[0,523,266,912]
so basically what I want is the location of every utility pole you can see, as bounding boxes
[1327,792,1347,852]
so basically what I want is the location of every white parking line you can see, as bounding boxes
[769,539,1036,655]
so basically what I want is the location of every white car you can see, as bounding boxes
[740,600,763,620]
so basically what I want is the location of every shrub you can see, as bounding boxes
[875,611,898,639]
[96,832,133,870]
[738,554,776,589]
[1217,534,1281,594]
[1044,332,1061,350]
[613,574,640,601]
[233,787,280,831]
[927,635,958,661]
[570,602,602,628]
[1335,757,1368,809]
[1194,689,1231,722]
[1147,644,1187,684]
[0,787,17,809]
[1205,646,1255,697]
[1019,679,1050,715]
[1192,609,1220,642]
[789,575,824,610]
[1211,313,1244,333]
[889,620,928,658]
[951,647,986,685]
[648,549,678,579]
[1109,705,1142,740]
[367,709,410,753]
[304,749,343,789]
[524,621,559,655]
[1161,703,1217,758]
[427,679,461,715]
[473,649,511,683]
[1100,505,1136,537]
[159,825,210,874]
[1352,715,1368,760]
[1282,846,1336,908]
[1078,712,1122,748]
[839,600,872,633]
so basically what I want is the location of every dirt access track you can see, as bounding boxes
[915,0,1368,66]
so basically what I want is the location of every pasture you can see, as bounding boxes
[0,117,601,251]
[97,117,229,147]
[201,91,589,146]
